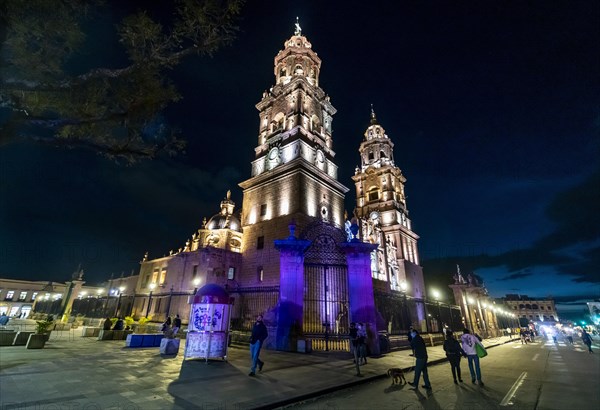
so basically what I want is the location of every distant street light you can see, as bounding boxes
[431,289,442,332]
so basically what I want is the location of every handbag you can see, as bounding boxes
[475,343,488,358]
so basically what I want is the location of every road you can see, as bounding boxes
[282,336,600,410]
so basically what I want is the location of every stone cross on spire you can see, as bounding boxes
[295,17,302,36]
[370,104,378,125]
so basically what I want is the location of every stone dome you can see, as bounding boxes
[206,212,241,232]
[205,190,241,232]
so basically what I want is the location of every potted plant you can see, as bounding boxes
[26,319,53,349]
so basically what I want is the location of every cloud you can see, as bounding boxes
[422,167,600,288]
[498,271,533,281]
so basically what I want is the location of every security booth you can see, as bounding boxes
[184,284,232,361]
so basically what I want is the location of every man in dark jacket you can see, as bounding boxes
[249,315,268,376]
[102,317,112,330]
[407,329,432,389]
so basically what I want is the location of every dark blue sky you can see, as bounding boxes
[1,1,598,315]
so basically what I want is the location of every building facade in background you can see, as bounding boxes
[503,294,559,324]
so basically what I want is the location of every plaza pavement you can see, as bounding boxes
[0,325,516,410]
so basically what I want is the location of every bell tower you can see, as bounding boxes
[351,107,426,303]
[239,21,349,285]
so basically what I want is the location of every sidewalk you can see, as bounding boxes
[0,330,516,410]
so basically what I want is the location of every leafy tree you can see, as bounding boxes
[0,0,244,163]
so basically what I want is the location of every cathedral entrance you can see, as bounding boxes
[301,221,349,350]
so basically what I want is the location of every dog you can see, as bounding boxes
[387,368,407,385]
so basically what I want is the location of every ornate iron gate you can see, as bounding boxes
[301,221,349,336]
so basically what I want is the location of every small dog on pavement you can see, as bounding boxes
[387,368,407,385]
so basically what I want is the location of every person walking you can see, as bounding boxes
[443,330,466,384]
[461,328,485,386]
[407,329,432,390]
[357,323,368,365]
[349,322,358,363]
[249,314,268,376]
[581,329,593,353]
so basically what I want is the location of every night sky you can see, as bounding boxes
[1,1,598,318]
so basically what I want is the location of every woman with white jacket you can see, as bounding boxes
[460,328,485,386]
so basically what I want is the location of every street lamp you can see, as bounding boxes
[192,277,201,294]
[146,283,156,318]
[431,289,442,332]
[114,286,126,317]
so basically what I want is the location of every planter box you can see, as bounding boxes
[0,331,17,346]
[13,331,35,346]
[82,327,101,337]
[160,338,180,355]
[26,334,46,349]
[112,330,125,340]
[53,323,71,331]
[97,330,114,341]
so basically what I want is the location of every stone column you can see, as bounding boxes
[340,226,379,356]
[274,222,311,351]
[60,279,85,322]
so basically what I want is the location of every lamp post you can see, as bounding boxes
[432,289,442,332]
[146,283,156,318]
[192,277,201,295]
[165,285,174,318]
[466,296,475,331]
[114,286,125,317]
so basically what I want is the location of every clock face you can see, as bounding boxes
[370,211,379,220]
[316,150,325,163]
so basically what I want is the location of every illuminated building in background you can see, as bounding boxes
[127,23,435,350]
[351,108,427,328]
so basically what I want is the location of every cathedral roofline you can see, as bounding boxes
[239,156,349,194]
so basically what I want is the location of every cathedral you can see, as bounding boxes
[130,23,428,350]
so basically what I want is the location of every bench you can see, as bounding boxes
[0,331,17,346]
[125,333,164,348]
[13,331,35,346]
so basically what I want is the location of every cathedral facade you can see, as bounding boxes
[130,24,428,349]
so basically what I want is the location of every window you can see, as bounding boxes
[5,291,14,301]
[192,265,198,281]
[368,151,374,161]
[368,190,379,201]
[18,291,27,301]
[257,236,265,250]
[151,270,159,284]
[540,306,545,310]
[228,267,235,280]
[258,267,264,282]
[31,292,38,301]
[260,204,267,216]
[159,268,167,285]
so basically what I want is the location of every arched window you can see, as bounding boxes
[532,304,538,310]
[525,304,531,309]
[294,64,303,75]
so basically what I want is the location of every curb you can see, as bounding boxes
[254,338,518,410]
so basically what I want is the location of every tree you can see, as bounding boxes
[0,0,244,163]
